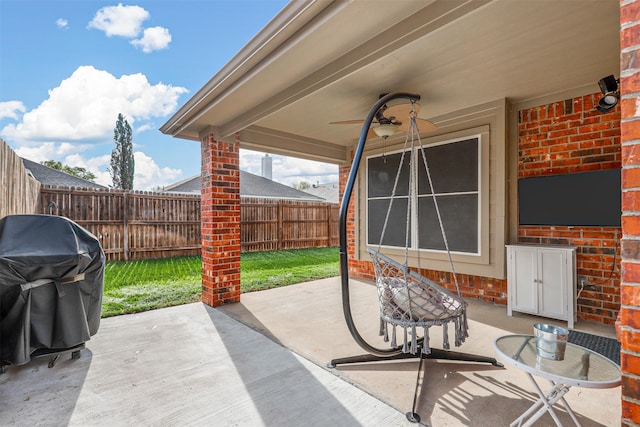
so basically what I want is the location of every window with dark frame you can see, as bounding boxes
[367,136,480,255]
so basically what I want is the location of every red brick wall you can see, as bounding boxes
[620,0,640,423]
[200,132,241,307]
[518,94,622,325]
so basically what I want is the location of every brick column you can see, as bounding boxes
[620,1,640,423]
[200,131,241,307]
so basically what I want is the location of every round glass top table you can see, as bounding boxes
[494,334,621,427]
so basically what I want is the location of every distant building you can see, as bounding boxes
[162,174,201,195]
[261,154,272,180]
[304,182,339,203]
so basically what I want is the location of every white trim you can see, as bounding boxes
[365,133,482,257]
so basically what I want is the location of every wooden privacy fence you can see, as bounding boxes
[39,185,201,261]
[38,186,339,261]
[241,197,339,252]
[0,138,40,217]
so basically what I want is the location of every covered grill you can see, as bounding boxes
[0,214,104,369]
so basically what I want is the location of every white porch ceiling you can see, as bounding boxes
[161,0,621,164]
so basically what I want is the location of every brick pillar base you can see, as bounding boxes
[200,132,240,306]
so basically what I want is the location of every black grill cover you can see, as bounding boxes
[0,214,104,366]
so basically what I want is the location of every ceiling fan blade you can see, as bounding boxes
[385,103,437,132]
[329,118,385,125]
[384,103,421,120]
[330,100,435,134]
[397,118,437,133]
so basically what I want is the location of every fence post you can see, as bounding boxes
[326,203,331,248]
[277,199,283,250]
[123,191,129,261]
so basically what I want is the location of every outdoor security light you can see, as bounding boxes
[597,74,619,113]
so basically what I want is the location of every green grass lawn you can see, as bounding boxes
[240,247,340,292]
[102,247,339,317]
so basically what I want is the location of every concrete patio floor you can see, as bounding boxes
[0,277,620,426]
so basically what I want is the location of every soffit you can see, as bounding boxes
[162,0,620,164]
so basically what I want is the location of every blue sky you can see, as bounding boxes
[0,1,338,190]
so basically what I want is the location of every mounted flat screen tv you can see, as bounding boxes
[518,169,621,227]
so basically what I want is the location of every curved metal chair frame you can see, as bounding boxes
[328,92,501,423]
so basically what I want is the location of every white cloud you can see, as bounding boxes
[0,65,188,146]
[2,66,188,191]
[66,152,109,170]
[87,3,149,37]
[56,18,68,29]
[58,142,91,156]
[131,26,171,53]
[132,151,182,190]
[135,123,155,133]
[0,101,26,120]
[14,142,95,164]
[64,152,112,186]
[86,151,182,190]
[14,142,59,162]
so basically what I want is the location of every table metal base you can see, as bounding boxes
[512,373,581,427]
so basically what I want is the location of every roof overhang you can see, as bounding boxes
[161,0,621,164]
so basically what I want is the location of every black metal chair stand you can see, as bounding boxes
[329,92,503,423]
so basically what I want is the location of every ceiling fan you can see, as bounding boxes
[330,96,437,139]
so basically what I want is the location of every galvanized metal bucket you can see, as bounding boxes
[534,323,569,361]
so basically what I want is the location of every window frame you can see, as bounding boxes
[366,134,482,257]
[359,124,492,273]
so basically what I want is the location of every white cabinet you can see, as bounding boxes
[506,245,576,329]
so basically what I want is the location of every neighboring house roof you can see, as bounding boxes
[164,170,325,202]
[163,174,201,194]
[304,182,339,203]
[22,158,107,189]
[240,171,323,200]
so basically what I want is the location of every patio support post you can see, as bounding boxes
[199,130,241,307]
[620,0,640,423]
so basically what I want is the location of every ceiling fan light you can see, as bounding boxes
[372,124,402,138]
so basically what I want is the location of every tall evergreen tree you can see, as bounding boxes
[109,113,135,189]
